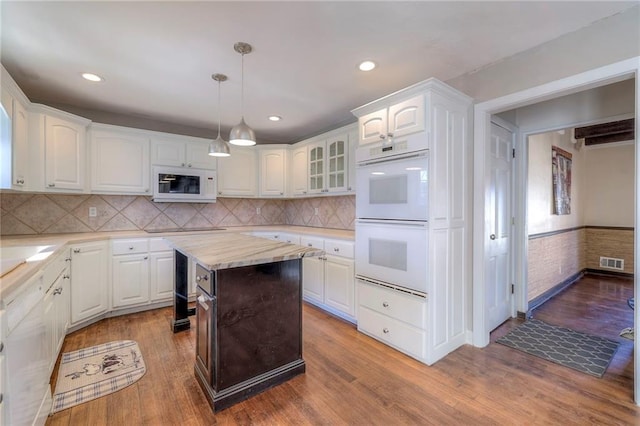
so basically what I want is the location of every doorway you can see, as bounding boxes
[472,57,639,402]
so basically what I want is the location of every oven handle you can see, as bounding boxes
[356,219,429,228]
[356,149,428,167]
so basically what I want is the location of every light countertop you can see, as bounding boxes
[165,233,323,270]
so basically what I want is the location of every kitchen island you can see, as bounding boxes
[165,233,322,412]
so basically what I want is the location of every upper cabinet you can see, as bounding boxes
[307,132,350,195]
[151,136,216,170]
[356,94,425,145]
[30,108,91,192]
[89,124,150,194]
[290,145,308,196]
[258,147,287,197]
[1,87,29,190]
[217,146,257,197]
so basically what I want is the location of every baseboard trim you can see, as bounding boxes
[584,268,634,279]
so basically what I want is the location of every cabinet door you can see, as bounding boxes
[290,145,308,195]
[358,108,387,145]
[324,255,355,317]
[45,115,86,190]
[55,272,71,353]
[217,146,257,197]
[326,135,348,193]
[12,99,29,189]
[70,242,108,324]
[149,251,174,302]
[387,94,425,139]
[90,130,150,194]
[112,254,149,308]
[43,285,56,374]
[308,142,325,194]
[151,139,186,167]
[302,256,324,304]
[259,148,286,197]
[185,141,217,170]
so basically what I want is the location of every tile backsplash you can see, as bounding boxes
[0,193,355,236]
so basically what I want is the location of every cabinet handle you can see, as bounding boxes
[333,247,339,252]
[0,341,4,353]
[303,191,307,194]
[196,275,209,282]
[383,328,389,334]
[145,188,149,192]
[63,274,70,280]
[129,246,134,250]
[188,163,192,167]
[181,163,185,167]
[382,301,389,308]
[307,243,312,247]
[218,191,222,195]
[53,287,63,295]
[65,257,71,262]
[379,134,386,140]
[348,187,352,191]
[73,248,81,253]
[16,178,24,185]
[197,295,209,310]
[48,183,55,187]
[0,393,3,404]
[280,192,283,195]
[144,256,148,260]
[387,132,394,138]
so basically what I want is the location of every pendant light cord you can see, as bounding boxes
[217,79,222,138]
[240,52,245,118]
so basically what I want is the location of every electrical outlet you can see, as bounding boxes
[89,207,97,217]
[256,207,261,214]
[314,207,319,215]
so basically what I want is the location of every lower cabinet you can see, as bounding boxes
[70,241,109,325]
[149,251,174,301]
[301,237,355,323]
[112,253,149,308]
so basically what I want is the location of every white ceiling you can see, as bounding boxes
[1,1,636,143]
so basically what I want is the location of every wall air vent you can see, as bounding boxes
[599,256,624,271]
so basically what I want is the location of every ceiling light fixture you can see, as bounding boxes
[81,72,103,82]
[268,115,282,122]
[208,73,231,157]
[358,61,376,72]
[229,42,256,146]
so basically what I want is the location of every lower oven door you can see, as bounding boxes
[195,286,216,386]
[355,219,428,294]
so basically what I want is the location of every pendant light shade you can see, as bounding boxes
[209,73,231,157]
[229,42,256,146]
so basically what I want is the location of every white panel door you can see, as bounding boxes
[12,99,29,189]
[70,242,108,324]
[217,146,257,196]
[91,130,150,193]
[150,251,175,301]
[45,115,86,190]
[302,256,324,304]
[112,254,150,308]
[151,139,186,167]
[185,141,217,170]
[324,256,355,317]
[358,108,387,145]
[291,145,308,195]
[486,122,513,331]
[388,94,425,139]
[259,148,286,196]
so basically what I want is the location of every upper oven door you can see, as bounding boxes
[355,219,429,294]
[356,150,428,221]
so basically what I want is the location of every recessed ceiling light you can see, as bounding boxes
[268,115,282,122]
[81,72,104,82]
[358,61,376,72]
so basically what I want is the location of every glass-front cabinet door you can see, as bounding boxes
[308,143,324,193]
[327,136,348,192]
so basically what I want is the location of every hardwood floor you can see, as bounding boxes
[48,275,639,425]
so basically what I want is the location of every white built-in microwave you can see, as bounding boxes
[152,166,216,203]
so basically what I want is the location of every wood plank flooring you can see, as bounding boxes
[48,274,639,425]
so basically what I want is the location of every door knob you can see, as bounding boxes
[490,234,496,240]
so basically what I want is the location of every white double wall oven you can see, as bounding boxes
[355,137,430,294]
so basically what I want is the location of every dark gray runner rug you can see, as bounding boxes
[496,319,619,377]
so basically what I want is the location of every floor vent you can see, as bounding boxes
[599,256,624,271]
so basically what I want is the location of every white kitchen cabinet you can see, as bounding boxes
[43,268,69,375]
[149,238,175,302]
[112,253,149,308]
[259,147,287,197]
[357,94,425,145]
[290,145,308,195]
[90,124,150,194]
[302,256,325,304]
[307,133,350,194]
[70,241,109,324]
[44,114,88,191]
[217,146,257,197]
[324,255,355,317]
[1,70,30,190]
[151,136,216,170]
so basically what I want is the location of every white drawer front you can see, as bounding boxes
[358,306,426,360]
[280,233,301,245]
[112,239,148,255]
[324,239,354,259]
[300,236,324,250]
[149,238,172,252]
[357,280,426,329]
[43,250,68,286]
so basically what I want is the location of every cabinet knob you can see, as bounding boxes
[63,274,70,280]
[382,301,389,308]
[16,178,24,185]
[73,248,81,253]
[0,393,3,404]
[303,191,307,194]
[188,163,192,167]
[48,183,56,187]
[218,191,222,195]
[387,132,394,138]
[383,328,389,334]
[490,234,496,240]
[196,275,209,282]
[280,192,283,195]
[144,256,148,260]
[145,188,149,192]
[0,341,4,353]
[181,163,185,167]
[65,258,71,262]
[129,246,134,250]
[348,187,352,191]
[333,247,339,252]
[307,243,312,247]
[379,134,386,140]
[53,287,63,295]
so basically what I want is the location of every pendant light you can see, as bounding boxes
[208,73,231,157]
[229,42,256,146]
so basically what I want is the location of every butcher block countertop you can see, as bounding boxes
[165,233,323,270]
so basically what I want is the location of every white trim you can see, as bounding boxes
[472,56,639,404]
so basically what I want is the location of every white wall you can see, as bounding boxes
[584,142,635,227]
[527,131,585,234]
[446,5,639,102]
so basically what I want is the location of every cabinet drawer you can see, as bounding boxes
[358,306,426,360]
[112,239,148,255]
[357,280,426,329]
[280,233,301,245]
[43,250,69,287]
[149,238,172,252]
[300,236,324,250]
[324,239,353,259]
